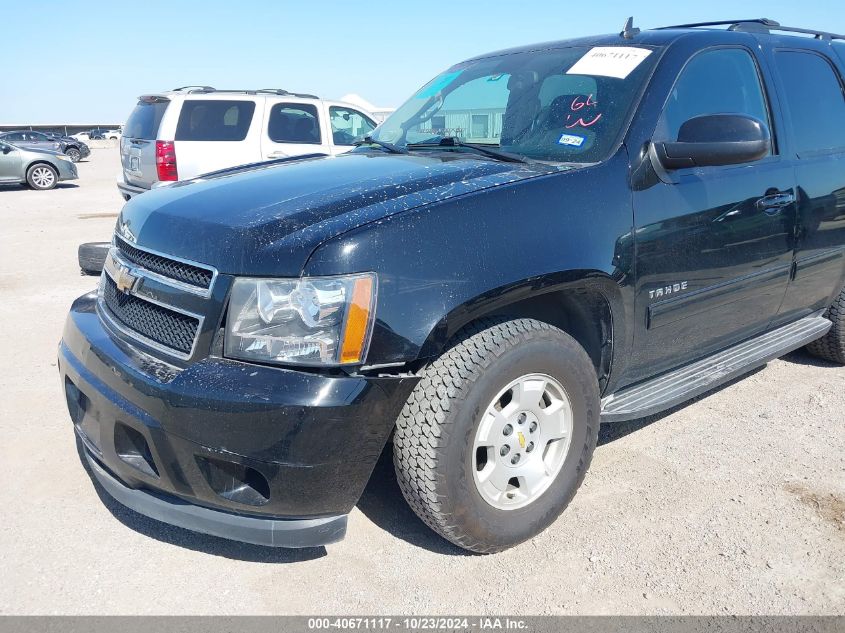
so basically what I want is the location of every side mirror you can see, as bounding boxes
[653,114,771,170]
[1,146,11,154]
[78,242,111,276]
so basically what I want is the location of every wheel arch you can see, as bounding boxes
[416,271,624,393]
[25,159,59,177]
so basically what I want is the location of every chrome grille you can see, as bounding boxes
[98,242,216,359]
[101,275,199,355]
[116,236,214,291]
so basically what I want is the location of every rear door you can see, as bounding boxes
[326,104,376,155]
[121,97,170,189]
[27,132,60,152]
[261,100,329,159]
[172,98,262,179]
[766,45,845,322]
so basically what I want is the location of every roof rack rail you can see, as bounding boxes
[169,87,321,98]
[172,85,217,92]
[656,18,845,41]
[255,88,321,99]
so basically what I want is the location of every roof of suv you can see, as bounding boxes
[467,18,845,62]
[157,87,322,99]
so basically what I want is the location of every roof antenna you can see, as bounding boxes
[621,16,640,39]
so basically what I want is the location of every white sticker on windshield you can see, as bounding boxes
[566,47,652,79]
[558,133,585,147]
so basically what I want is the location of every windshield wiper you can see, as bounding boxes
[405,137,528,163]
[354,136,408,154]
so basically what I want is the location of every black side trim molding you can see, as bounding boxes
[601,312,831,422]
[795,247,845,277]
[84,449,347,548]
[648,264,791,329]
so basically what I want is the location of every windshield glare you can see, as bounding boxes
[371,45,659,163]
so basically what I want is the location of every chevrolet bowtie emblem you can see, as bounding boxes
[115,264,140,294]
[105,251,141,295]
[517,431,526,449]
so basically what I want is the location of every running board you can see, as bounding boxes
[600,314,831,423]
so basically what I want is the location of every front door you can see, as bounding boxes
[630,46,797,380]
[326,105,376,155]
[0,143,22,181]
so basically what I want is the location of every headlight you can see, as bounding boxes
[224,273,377,366]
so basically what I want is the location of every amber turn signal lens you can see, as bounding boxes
[340,276,375,364]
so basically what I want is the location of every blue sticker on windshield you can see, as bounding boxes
[558,133,585,147]
[416,71,463,98]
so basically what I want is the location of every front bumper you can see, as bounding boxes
[78,145,91,158]
[60,292,418,547]
[57,160,78,181]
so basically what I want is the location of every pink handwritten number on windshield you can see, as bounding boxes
[566,94,602,128]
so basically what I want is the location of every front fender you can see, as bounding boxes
[303,151,635,379]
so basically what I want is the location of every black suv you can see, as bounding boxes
[60,18,845,553]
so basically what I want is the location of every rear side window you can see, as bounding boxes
[124,100,169,140]
[267,103,321,143]
[773,51,845,155]
[175,100,256,141]
[656,48,771,149]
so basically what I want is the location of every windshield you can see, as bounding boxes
[370,45,660,163]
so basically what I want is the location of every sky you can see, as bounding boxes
[2,0,844,124]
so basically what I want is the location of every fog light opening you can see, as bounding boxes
[195,456,270,506]
[64,377,89,425]
[114,422,159,477]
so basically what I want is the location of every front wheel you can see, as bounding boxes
[26,164,58,190]
[393,318,599,553]
[65,147,81,162]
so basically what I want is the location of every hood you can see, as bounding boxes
[117,152,554,276]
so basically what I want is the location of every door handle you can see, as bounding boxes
[267,151,288,159]
[755,191,795,214]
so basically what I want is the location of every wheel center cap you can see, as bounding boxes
[501,410,539,468]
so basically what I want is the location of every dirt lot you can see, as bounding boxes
[0,148,843,615]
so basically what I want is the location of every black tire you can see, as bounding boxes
[805,285,845,364]
[78,242,110,276]
[393,318,599,553]
[65,147,81,162]
[26,163,58,190]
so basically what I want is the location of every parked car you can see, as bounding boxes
[0,140,78,189]
[85,128,110,140]
[116,87,378,200]
[0,131,89,162]
[44,132,91,162]
[104,128,122,140]
[61,18,845,553]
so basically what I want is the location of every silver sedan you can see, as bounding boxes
[0,140,78,190]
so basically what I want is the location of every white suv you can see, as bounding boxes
[117,87,378,200]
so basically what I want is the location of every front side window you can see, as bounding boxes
[267,103,322,144]
[655,48,771,155]
[773,51,845,155]
[329,107,375,145]
[369,45,661,163]
[175,100,256,141]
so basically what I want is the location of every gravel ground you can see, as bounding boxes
[0,148,843,615]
